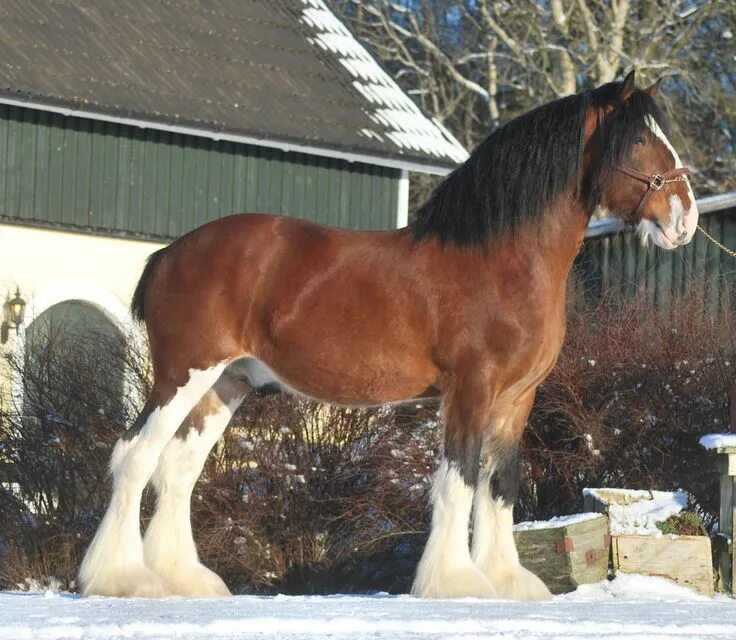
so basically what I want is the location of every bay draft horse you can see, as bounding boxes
[80,71,697,600]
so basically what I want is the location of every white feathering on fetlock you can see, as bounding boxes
[412,459,497,599]
[143,398,242,597]
[472,482,552,601]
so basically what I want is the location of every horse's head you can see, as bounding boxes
[588,70,698,250]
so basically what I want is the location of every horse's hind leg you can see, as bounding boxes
[471,393,551,600]
[411,373,497,598]
[143,369,249,596]
[79,361,228,597]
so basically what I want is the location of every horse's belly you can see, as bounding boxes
[226,355,436,407]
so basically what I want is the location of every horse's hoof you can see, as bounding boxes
[411,562,498,599]
[160,563,232,597]
[490,565,552,601]
[81,564,169,598]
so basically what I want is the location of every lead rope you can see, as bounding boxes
[696,224,736,258]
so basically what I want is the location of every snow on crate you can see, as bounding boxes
[699,433,736,449]
[513,512,604,532]
[585,488,714,596]
[583,487,688,536]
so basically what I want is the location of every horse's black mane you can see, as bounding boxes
[412,81,670,245]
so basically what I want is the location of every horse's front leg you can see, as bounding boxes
[411,374,497,599]
[471,393,551,600]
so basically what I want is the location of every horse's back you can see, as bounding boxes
[141,213,438,402]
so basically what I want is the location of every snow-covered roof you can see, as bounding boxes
[300,0,468,167]
[0,0,467,174]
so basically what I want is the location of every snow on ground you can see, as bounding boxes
[2,574,734,640]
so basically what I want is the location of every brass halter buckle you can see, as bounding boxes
[649,174,666,190]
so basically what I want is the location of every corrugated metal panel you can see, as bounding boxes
[575,206,736,307]
[0,105,400,239]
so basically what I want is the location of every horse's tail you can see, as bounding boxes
[131,247,169,322]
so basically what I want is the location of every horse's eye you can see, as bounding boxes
[635,137,646,145]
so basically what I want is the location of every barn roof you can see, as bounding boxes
[0,0,467,173]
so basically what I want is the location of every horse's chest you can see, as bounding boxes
[492,314,565,401]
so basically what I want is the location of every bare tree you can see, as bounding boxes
[334,0,736,201]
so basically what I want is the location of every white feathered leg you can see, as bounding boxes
[471,404,552,602]
[79,363,226,597]
[472,479,551,600]
[143,377,246,596]
[411,458,496,598]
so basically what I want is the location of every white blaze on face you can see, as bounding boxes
[637,116,698,250]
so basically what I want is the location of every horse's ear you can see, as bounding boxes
[644,77,663,97]
[618,69,636,103]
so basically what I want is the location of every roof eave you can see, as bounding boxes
[0,91,460,176]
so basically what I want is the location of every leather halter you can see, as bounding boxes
[597,108,693,218]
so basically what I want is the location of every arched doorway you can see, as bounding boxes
[3,299,132,516]
[22,300,127,424]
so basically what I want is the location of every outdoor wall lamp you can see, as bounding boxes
[1,287,27,344]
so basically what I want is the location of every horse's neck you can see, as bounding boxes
[474,197,590,289]
[526,198,591,284]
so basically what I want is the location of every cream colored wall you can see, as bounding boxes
[0,224,165,328]
[0,223,165,405]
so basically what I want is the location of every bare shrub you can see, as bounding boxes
[521,286,736,528]
[0,315,149,590]
[190,400,438,594]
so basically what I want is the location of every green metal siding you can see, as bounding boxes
[575,208,736,307]
[0,105,401,239]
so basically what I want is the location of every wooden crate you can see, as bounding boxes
[612,534,714,596]
[514,514,610,594]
